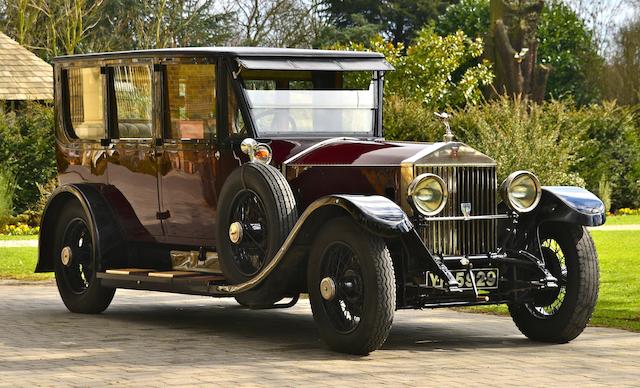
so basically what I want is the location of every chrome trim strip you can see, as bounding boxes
[401,142,450,164]
[423,214,510,222]
[283,137,359,165]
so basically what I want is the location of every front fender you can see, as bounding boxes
[217,194,413,294]
[525,186,606,227]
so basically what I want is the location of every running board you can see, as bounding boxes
[97,269,231,297]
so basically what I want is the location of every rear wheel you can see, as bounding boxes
[509,223,599,343]
[308,217,395,355]
[53,201,115,314]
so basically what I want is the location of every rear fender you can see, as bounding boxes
[36,184,124,273]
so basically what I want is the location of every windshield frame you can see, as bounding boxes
[232,64,385,139]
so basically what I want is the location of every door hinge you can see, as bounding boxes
[156,210,171,220]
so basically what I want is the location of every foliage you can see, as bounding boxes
[0,223,39,236]
[0,168,15,221]
[598,174,612,213]
[0,104,56,213]
[436,0,604,105]
[601,16,640,106]
[384,95,584,186]
[319,0,452,46]
[0,247,52,281]
[436,0,490,39]
[226,0,321,47]
[570,102,640,210]
[537,1,603,105]
[451,96,584,186]
[616,208,640,216]
[337,27,493,109]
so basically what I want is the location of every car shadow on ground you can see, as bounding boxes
[77,297,547,355]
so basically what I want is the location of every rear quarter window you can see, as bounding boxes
[64,67,106,140]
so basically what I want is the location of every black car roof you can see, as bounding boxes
[52,46,385,63]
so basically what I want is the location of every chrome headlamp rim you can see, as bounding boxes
[500,170,542,213]
[407,173,448,216]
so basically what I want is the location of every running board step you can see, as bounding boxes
[98,269,230,297]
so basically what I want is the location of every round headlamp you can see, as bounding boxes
[500,171,541,213]
[408,173,448,216]
[240,138,272,165]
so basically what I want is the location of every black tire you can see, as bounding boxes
[216,163,297,307]
[53,200,115,314]
[509,223,599,343]
[308,217,395,355]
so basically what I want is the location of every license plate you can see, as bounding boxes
[426,268,499,290]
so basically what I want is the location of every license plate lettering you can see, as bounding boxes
[426,268,499,290]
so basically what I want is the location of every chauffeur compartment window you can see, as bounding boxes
[166,64,216,140]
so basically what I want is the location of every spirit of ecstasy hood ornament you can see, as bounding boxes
[435,112,454,142]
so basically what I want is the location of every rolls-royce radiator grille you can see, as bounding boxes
[415,165,497,256]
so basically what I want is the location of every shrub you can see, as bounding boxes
[384,96,585,186]
[570,102,640,210]
[0,168,15,224]
[451,97,585,186]
[0,103,56,213]
[333,26,493,109]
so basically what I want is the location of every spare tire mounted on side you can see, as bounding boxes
[216,162,298,307]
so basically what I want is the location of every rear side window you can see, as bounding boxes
[165,64,216,140]
[66,67,105,140]
[113,65,153,139]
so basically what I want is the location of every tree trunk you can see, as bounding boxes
[485,0,549,103]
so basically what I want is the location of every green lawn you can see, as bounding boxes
[0,235,38,241]
[603,214,640,226]
[0,247,53,281]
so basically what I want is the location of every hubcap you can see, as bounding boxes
[229,221,244,244]
[60,246,73,267]
[320,277,336,301]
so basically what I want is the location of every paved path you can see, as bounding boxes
[0,285,638,387]
[0,239,38,248]
[589,224,640,231]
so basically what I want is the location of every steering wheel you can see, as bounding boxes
[254,110,298,133]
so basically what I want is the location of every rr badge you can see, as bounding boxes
[461,202,472,220]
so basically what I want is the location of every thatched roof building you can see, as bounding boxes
[0,32,53,101]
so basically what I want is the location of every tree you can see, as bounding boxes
[601,16,640,105]
[224,0,320,47]
[484,0,550,102]
[438,0,601,104]
[537,1,602,104]
[320,0,452,46]
[337,27,493,108]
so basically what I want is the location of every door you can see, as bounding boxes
[104,63,163,240]
[156,62,218,243]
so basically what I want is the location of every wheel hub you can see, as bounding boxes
[60,246,73,267]
[228,221,244,244]
[320,277,336,301]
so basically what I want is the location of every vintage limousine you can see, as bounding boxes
[37,47,605,354]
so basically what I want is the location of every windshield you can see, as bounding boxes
[240,70,377,136]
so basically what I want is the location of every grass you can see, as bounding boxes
[0,235,38,240]
[0,247,53,281]
[603,214,640,226]
[464,230,640,332]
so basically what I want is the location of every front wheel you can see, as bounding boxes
[308,217,396,355]
[509,223,599,343]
